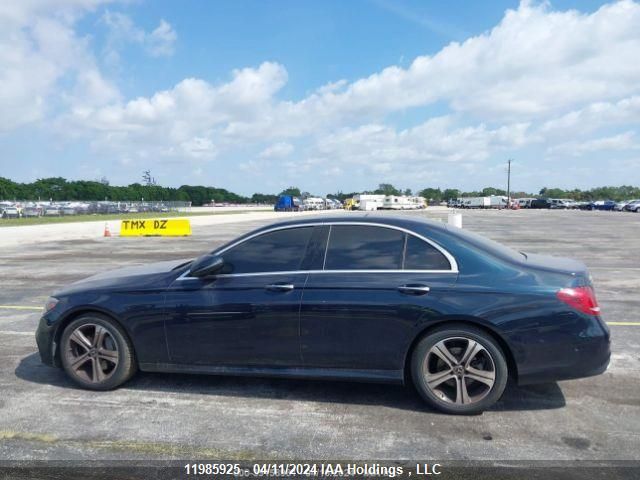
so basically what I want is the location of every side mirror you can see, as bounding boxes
[189,254,225,278]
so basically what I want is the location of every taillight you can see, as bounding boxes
[556,286,600,315]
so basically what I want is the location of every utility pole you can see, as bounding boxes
[506,159,512,208]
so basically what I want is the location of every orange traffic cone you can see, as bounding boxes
[103,222,111,237]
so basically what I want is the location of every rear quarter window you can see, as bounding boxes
[403,235,451,270]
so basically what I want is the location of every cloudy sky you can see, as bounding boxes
[0,0,639,195]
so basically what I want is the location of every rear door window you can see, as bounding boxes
[324,225,405,270]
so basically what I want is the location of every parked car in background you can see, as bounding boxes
[623,200,640,212]
[550,199,577,209]
[61,206,77,215]
[2,206,20,218]
[530,198,551,209]
[44,206,61,216]
[613,201,629,211]
[517,198,535,208]
[580,200,616,211]
[22,206,42,217]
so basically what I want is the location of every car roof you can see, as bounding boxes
[253,213,449,233]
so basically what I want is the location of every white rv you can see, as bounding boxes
[381,195,424,210]
[409,196,426,209]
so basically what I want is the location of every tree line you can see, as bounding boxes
[1,177,639,206]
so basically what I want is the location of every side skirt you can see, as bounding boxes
[139,363,404,384]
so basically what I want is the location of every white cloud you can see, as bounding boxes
[0,0,120,131]
[102,11,177,59]
[2,0,640,193]
[540,96,640,137]
[308,118,530,176]
[548,131,638,156]
[147,19,177,56]
[259,142,294,158]
[61,62,289,163]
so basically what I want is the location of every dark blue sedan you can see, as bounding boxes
[36,215,610,414]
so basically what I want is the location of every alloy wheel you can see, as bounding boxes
[64,323,119,383]
[423,336,496,405]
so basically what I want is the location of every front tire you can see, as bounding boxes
[60,314,137,390]
[411,325,508,414]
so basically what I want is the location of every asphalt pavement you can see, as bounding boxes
[1,209,639,461]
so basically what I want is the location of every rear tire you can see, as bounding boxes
[60,314,136,390]
[411,325,508,414]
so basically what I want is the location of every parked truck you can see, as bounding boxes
[343,198,358,210]
[488,196,508,208]
[274,195,301,211]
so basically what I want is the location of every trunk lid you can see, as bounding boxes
[523,252,591,284]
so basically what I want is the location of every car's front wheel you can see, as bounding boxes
[411,325,508,414]
[60,314,136,390]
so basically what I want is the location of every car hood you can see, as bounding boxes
[54,258,192,296]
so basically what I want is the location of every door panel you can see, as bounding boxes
[165,273,307,366]
[300,272,457,370]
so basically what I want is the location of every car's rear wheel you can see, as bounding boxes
[411,325,508,414]
[60,314,136,390]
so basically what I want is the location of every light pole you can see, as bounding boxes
[507,159,512,208]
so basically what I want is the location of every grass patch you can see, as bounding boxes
[0,210,268,227]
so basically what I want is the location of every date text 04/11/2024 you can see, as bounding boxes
[184,463,443,477]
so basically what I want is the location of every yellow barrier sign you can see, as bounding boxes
[120,218,192,236]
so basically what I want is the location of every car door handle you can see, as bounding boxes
[397,284,431,295]
[265,283,295,292]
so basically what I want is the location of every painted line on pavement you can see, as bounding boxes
[0,305,41,311]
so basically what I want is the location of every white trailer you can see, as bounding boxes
[356,194,385,210]
[488,196,508,209]
[360,199,378,211]
[461,197,491,209]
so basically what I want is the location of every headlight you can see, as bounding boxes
[44,297,59,312]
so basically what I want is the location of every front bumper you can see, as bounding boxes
[35,315,58,367]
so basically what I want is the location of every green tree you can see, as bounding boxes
[419,188,443,202]
[279,186,301,197]
[442,189,460,201]
[374,183,401,196]
[482,187,507,196]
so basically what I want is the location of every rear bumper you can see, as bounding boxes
[517,336,610,385]
[511,315,611,386]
